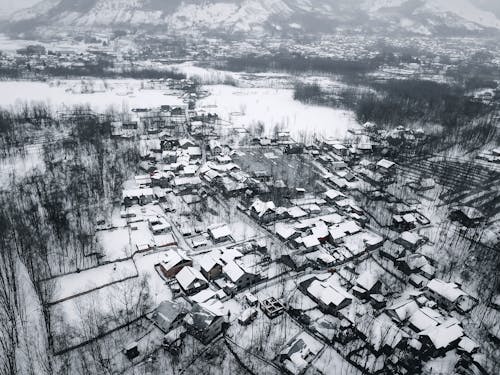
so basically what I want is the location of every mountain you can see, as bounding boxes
[6,0,500,37]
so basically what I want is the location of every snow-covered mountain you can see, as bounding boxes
[6,0,500,36]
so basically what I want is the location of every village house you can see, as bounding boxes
[276,332,323,375]
[425,279,476,313]
[418,318,464,357]
[238,307,258,325]
[158,249,193,278]
[148,216,171,234]
[207,223,233,244]
[198,252,223,280]
[301,277,353,314]
[250,199,276,223]
[222,261,260,291]
[183,303,225,344]
[122,188,154,206]
[154,300,188,333]
[352,270,382,299]
[175,266,209,295]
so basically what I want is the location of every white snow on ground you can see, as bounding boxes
[199,85,359,139]
[0,80,184,112]
[45,260,138,304]
[133,250,174,305]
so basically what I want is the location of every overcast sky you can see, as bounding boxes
[0,0,39,15]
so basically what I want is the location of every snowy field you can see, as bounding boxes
[0,80,184,112]
[44,259,138,304]
[199,85,359,139]
[0,79,359,139]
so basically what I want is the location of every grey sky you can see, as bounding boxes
[0,0,39,15]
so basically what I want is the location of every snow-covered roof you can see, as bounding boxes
[409,307,442,332]
[275,222,297,240]
[302,235,320,249]
[208,223,232,240]
[426,279,467,302]
[287,206,308,219]
[162,249,191,271]
[419,319,463,349]
[356,270,379,291]
[377,159,396,169]
[176,266,207,291]
[307,279,353,308]
[251,199,276,217]
[223,261,245,282]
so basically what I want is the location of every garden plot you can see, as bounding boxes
[49,276,152,354]
[226,312,303,362]
[97,227,132,261]
[44,260,138,304]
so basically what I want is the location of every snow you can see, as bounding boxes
[198,85,360,139]
[45,260,138,304]
[0,80,184,112]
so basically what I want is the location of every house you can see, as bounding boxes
[386,298,419,323]
[353,271,381,298]
[159,249,193,278]
[419,318,464,357]
[238,307,258,325]
[376,159,397,174]
[154,300,188,333]
[122,188,154,206]
[148,217,171,234]
[198,252,223,280]
[396,253,434,277]
[354,313,408,355]
[250,199,276,223]
[260,297,285,318]
[183,303,225,344]
[207,223,233,243]
[178,138,196,149]
[408,307,442,333]
[396,231,425,250]
[380,243,406,262]
[222,261,260,290]
[275,223,300,242]
[276,332,323,375]
[302,278,353,314]
[323,189,346,203]
[425,279,475,312]
[208,139,222,155]
[175,266,208,295]
[449,206,484,227]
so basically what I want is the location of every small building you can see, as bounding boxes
[419,318,464,357]
[207,223,233,243]
[222,261,260,290]
[183,303,225,344]
[250,199,277,223]
[175,266,209,295]
[301,278,353,314]
[276,332,323,375]
[238,307,258,325]
[260,297,285,319]
[154,300,188,333]
[198,253,223,280]
[425,279,475,312]
[376,159,397,174]
[159,249,193,278]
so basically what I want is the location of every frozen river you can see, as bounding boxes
[0,79,359,138]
